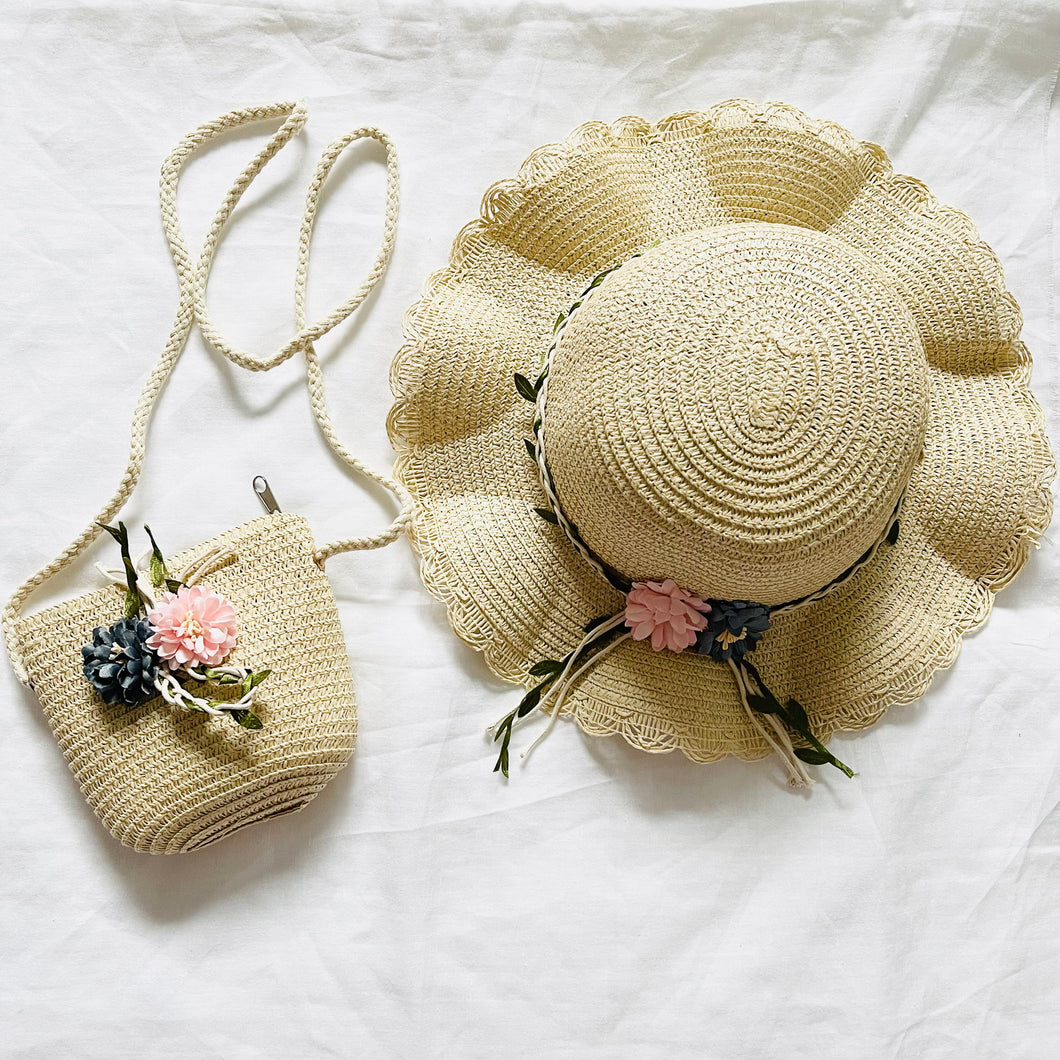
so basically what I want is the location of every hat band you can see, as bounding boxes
[493,254,905,786]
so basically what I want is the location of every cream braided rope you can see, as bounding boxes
[4,101,412,684]
[295,130,414,562]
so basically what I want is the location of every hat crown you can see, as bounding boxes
[543,224,931,604]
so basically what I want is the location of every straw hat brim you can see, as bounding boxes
[388,100,1054,763]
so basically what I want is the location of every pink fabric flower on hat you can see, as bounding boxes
[146,585,239,669]
[624,579,710,652]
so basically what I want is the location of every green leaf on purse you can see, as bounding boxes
[533,506,559,525]
[100,521,145,617]
[232,709,263,730]
[98,522,126,547]
[203,668,239,685]
[143,524,169,590]
[239,670,270,696]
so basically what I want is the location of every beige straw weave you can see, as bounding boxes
[5,101,412,850]
[545,223,929,605]
[389,99,1054,765]
[13,515,356,854]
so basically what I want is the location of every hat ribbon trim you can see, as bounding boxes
[499,254,901,783]
[489,591,858,785]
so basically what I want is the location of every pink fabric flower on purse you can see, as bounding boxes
[624,579,710,652]
[146,585,239,669]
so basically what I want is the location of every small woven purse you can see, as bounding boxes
[2,102,412,854]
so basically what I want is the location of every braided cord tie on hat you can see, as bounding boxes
[494,257,905,785]
[4,101,413,685]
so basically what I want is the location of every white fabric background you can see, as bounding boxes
[1,1,1058,1056]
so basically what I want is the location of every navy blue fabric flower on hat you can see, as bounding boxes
[81,617,160,708]
[695,600,771,662]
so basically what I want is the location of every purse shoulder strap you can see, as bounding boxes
[4,101,413,684]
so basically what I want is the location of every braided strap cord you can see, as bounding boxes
[179,113,413,560]
[3,101,304,683]
[294,129,413,562]
[4,101,412,684]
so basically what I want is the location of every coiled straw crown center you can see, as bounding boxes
[543,223,931,604]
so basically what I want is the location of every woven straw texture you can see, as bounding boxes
[388,99,1055,764]
[545,222,929,605]
[14,513,356,853]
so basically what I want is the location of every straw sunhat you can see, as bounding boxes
[389,99,1053,783]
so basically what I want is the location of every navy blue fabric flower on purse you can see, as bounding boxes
[81,617,159,708]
